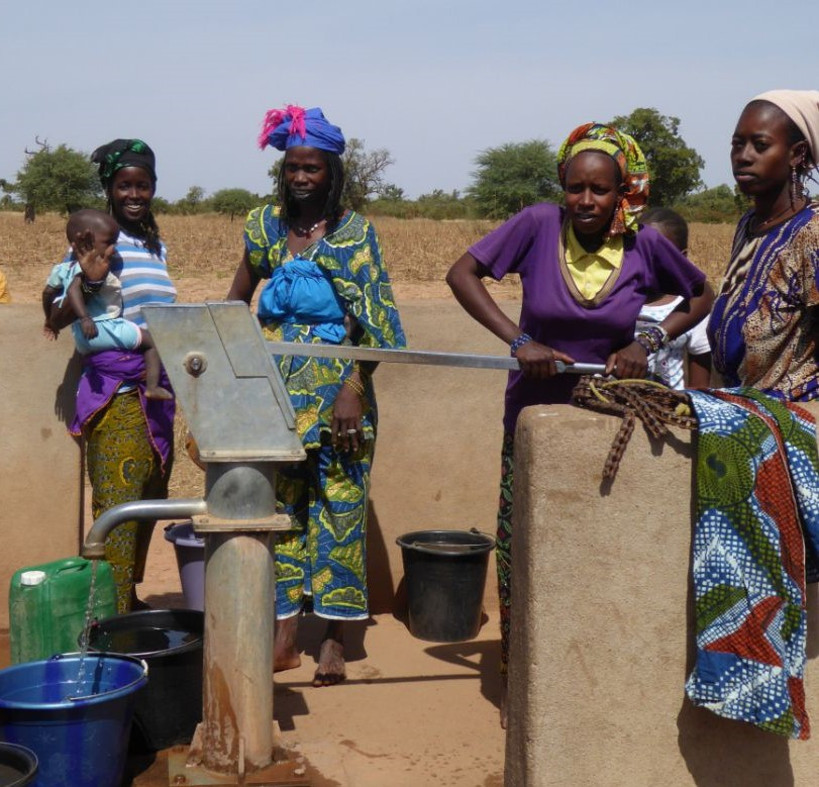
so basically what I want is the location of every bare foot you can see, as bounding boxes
[313,621,345,687]
[274,616,301,672]
[145,386,173,400]
[500,673,508,729]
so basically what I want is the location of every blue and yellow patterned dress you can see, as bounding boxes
[244,205,406,620]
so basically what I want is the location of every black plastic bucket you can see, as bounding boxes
[86,609,204,751]
[396,529,495,642]
[0,743,37,786]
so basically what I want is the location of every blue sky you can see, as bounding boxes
[2,1,817,202]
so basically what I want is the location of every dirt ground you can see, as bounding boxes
[0,509,505,787]
[121,523,506,786]
[3,274,510,786]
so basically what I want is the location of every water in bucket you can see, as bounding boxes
[87,609,204,751]
[9,557,117,665]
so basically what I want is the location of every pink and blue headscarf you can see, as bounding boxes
[258,105,346,155]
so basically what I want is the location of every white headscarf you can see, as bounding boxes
[752,89,819,167]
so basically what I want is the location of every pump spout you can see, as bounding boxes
[82,498,208,559]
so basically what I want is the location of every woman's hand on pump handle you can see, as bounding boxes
[514,340,575,379]
[606,341,649,380]
[515,338,649,380]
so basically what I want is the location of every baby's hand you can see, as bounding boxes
[71,229,112,282]
[42,323,58,340]
[80,315,98,340]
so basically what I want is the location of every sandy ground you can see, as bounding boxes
[0,513,505,786]
[104,491,507,787]
[3,274,512,786]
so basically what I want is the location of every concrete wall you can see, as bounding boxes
[0,305,83,628]
[505,403,819,787]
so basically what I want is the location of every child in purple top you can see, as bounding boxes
[446,123,714,728]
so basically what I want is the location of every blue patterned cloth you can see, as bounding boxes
[686,388,819,739]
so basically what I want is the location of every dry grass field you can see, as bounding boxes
[0,210,735,499]
[0,211,733,303]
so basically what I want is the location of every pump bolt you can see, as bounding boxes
[183,352,207,377]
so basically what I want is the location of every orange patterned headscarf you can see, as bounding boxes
[557,123,649,236]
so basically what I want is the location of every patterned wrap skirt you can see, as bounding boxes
[85,390,172,613]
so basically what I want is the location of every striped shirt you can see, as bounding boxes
[109,229,176,327]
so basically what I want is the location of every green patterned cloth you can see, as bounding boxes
[245,205,405,619]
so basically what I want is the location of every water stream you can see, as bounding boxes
[70,559,99,698]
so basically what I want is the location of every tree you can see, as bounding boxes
[467,140,561,219]
[177,185,207,215]
[608,108,704,207]
[211,188,257,221]
[377,183,406,201]
[150,196,173,214]
[12,138,100,216]
[342,138,394,211]
[674,184,745,224]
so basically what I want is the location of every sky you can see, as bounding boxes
[2,1,818,203]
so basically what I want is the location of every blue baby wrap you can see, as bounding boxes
[257,256,347,343]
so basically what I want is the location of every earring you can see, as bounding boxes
[790,165,804,206]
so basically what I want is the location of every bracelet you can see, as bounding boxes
[352,361,371,380]
[343,376,365,397]
[635,325,669,355]
[510,333,533,356]
[80,275,105,295]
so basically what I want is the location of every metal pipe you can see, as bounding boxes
[199,530,276,773]
[81,498,208,559]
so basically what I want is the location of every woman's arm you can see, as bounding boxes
[616,282,715,380]
[227,249,261,303]
[446,252,574,378]
[49,292,79,330]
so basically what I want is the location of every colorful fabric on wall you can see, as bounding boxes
[686,387,819,739]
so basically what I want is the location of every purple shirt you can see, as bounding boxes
[469,203,706,431]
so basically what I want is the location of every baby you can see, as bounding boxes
[636,207,711,389]
[43,209,171,400]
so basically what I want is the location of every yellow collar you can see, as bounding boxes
[564,227,624,301]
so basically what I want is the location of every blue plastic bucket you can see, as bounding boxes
[0,653,147,787]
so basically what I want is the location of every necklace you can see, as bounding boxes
[750,198,807,234]
[292,218,324,237]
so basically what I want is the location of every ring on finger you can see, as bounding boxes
[346,428,358,435]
